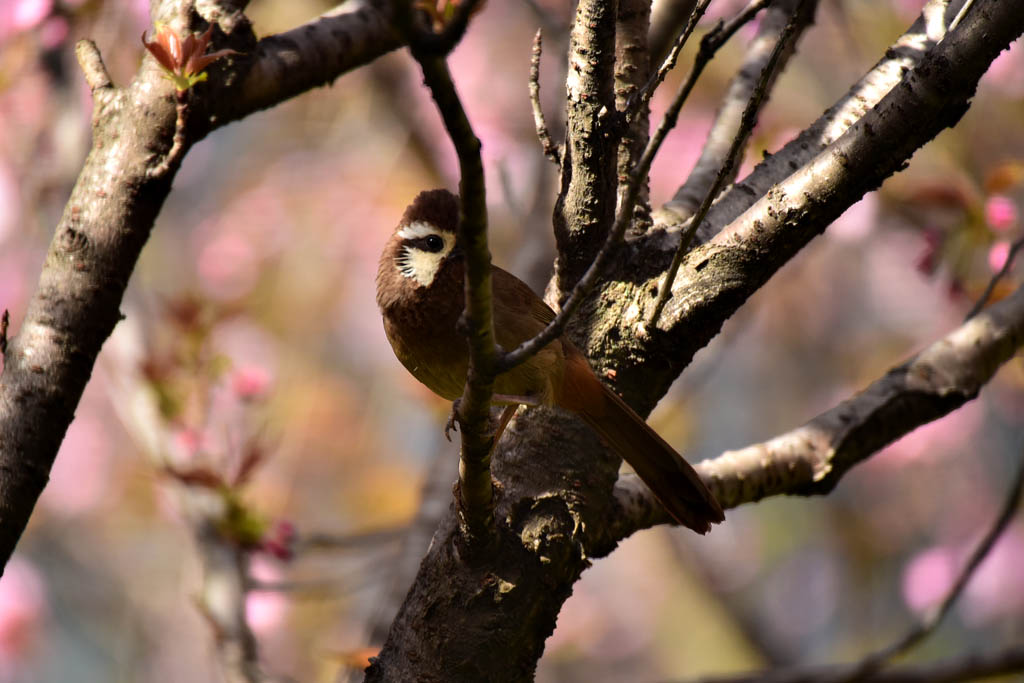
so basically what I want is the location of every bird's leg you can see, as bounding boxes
[446,395,539,443]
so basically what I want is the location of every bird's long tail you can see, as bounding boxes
[560,352,724,533]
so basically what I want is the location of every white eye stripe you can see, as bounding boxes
[398,221,442,240]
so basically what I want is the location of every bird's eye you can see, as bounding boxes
[425,235,444,252]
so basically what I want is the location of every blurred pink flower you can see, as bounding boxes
[0,557,47,664]
[246,556,289,634]
[232,365,272,400]
[174,427,206,458]
[197,231,258,301]
[901,545,956,613]
[988,240,1011,273]
[11,0,52,31]
[984,195,1017,232]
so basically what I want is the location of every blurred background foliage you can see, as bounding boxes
[0,0,1023,681]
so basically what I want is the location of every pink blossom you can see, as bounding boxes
[902,545,956,613]
[174,427,206,458]
[246,556,288,634]
[231,365,272,400]
[988,240,1011,273]
[12,0,52,31]
[984,195,1017,232]
[0,557,47,663]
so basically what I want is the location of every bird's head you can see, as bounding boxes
[388,189,461,286]
[376,189,463,312]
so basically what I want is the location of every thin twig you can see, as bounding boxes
[296,526,407,553]
[529,29,560,165]
[74,39,114,91]
[630,0,711,114]
[829,457,1024,683]
[633,0,772,115]
[148,90,189,178]
[964,235,1024,321]
[647,0,806,327]
[690,644,1024,683]
[949,0,975,32]
[664,0,809,222]
[0,310,8,355]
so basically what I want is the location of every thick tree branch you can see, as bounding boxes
[551,0,620,296]
[614,282,1024,531]
[578,0,1022,418]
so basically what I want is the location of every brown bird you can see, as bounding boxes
[376,189,724,533]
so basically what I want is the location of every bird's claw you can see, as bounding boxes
[445,399,462,441]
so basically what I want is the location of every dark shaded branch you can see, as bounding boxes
[660,0,813,223]
[396,1,497,541]
[224,1,402,125]
[614,282,1024,530]
[647,0,809,326]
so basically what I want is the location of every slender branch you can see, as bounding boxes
[661,0,812,223]
[964,235,1024,320]
[830,459,1024,683]
[397,1,497,542]
[529,29,560,165]
[648,0,700,67]
[682,460,1024,683]
[647,0,807,327]
[614,282,1024,531]
[690,644,1024,683]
